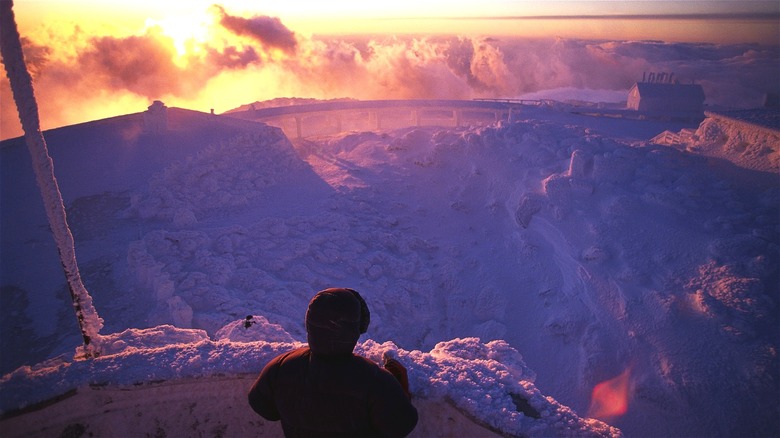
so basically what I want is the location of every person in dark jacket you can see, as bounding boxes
[248,287,418,437]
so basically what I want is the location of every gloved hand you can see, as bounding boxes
[383,357,411,399]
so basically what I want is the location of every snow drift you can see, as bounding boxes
[690,110,780,173]
[1,103,778,437]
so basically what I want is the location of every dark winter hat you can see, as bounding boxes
[306,288,370,356]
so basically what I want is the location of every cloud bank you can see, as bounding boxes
[2,5,778,139]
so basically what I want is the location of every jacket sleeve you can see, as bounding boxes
[247,355,282,421]
[369,368,419,437]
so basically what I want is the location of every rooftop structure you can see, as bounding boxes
[144,100,168,134]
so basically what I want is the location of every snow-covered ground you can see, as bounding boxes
[1,103,778,437]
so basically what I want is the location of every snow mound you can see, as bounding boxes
[688,111,780,172]
[215,316,297,343]
[92,325,209,356]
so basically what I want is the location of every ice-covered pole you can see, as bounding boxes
[0,1,103,356]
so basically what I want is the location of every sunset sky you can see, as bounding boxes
[2,1,778,139]
[14,0,780,41]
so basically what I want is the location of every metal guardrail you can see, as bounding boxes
[228,99,524,119]
[224,99,529,139]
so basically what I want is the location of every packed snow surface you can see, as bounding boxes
[1,105,778,437]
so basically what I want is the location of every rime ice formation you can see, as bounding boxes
[0,1,103,354]
[690,111,780,172]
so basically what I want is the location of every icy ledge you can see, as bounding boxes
[1,323,620,437]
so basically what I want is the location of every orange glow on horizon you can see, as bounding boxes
[13,1,780,42]
[588,367,632,420]
[295,16,778,44]
[2,2,778,140]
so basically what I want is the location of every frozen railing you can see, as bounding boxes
[651,130,682,145]
[225,99,529,139]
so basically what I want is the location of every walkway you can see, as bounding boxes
[225,99,529,139]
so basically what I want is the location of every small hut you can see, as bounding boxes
[627,73,705,114]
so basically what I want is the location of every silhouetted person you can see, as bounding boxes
[248,288,418,437]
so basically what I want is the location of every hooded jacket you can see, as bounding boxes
[248,288,418,437]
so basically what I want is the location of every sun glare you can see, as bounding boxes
[145,12,213,61]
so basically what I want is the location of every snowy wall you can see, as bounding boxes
[0,324,620,437]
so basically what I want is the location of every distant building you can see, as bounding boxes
[144,100,168,134]
[627,73,705,114]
